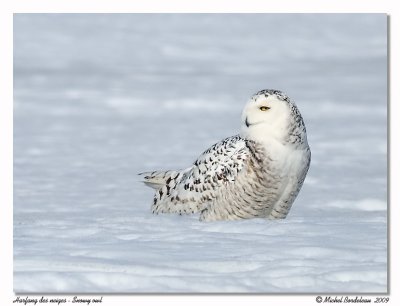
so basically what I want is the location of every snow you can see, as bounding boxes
[13,14,387,293]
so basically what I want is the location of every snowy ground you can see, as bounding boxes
[13,14,387,293]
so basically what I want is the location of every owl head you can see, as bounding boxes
[240,89,301,144]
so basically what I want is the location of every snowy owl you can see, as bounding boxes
[140,89,311,221]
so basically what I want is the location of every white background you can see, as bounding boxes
[1,0,398,305]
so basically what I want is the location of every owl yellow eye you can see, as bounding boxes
[259,106,270,111]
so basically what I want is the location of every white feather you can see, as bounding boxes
[140,89,311,221]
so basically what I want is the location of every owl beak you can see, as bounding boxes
[245,117,250,127]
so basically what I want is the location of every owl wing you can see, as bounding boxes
[144,135,250,214]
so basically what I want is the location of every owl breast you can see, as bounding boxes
[200,139,310,221]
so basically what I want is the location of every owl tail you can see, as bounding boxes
[138,170,180,190]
